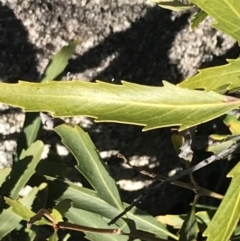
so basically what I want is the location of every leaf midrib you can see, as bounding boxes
[76,130,123,212]
[8,93,239,108]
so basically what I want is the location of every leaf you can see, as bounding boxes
[156,210,215,231]
[127,205,176,240]
[188,0,240,43]
[54,199,72,217]
[4,197,51,226]
[179,58,240,94]
[4,197,35,221]
[25,228,37,241]
[66,207,127,241]
[171,132,184,155]
[179,206,198,241]
[51,208,63,223]
[67,205,176,241]
[36,153,70,178]
[203,162,240,241]
[0,167,11,188]
[206,135,240,154]
[45,176,127,227]
[206,139,235,154]
[223,115,240,135]
[16,113,42,158]
[152,0,194,11]
[45,177,174,240]
[47,232,59,241]
[41,38,81,82]
[54,124,123,210]
[16,39,81,158]
[190,10,208,30]
[0,81,239,131]
[209,134,229,141]
[156,214,185,229]
[0,187,39,239]
[2,141,44,199]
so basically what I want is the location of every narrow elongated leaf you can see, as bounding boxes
[54,124,123,210]
[4,197,35,221]
[179,206,198,241]
[46,176,128,230]
[0,167,11,188]
[51,208,63,223]
[152,0,194,11]
[203,162,240,241]
[0,80,239,131]
[46,177,173,239]
[47,232,59,241]
[54,199,72,217]
[179,58,240,94]
[190,10,208,30]
[2,141,44,199]
[16,39,81,157]
[41,38,81,82]
[16,113,42,157]
[207,138,236,154]
[0,187,39,239]
[4,197,51,226]
[156,210,215,231]
[66,207,127,241]
[223,115,240,135]
[126,205,176,240]
[189,0,240,43]
[36,154,70,178]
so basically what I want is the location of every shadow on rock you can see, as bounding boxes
[0,2,39,83]
[67,6,190,85]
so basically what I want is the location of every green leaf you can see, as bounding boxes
[223,115,240,135]
[47,232,59,241]
[209,134,229,141]
[171,133,184,155]
[126,205,176,240]
[51,208,63,223]
[54,199,72,217]
[179,58,240,94]
[16,39,81,157]
[4,197,51,226]
[16,113,42,158]
[41,38,81,82]
[0,167,11,188]
[179,206,198,241]
[4,197,35,221]
[66,207,128,241]
[24,228,37,241]
[157,210,215,231]
[0,187,39,239]
[0,80,239,131]
[206,139,235,154]
[188,0,240,43]
[46,177,126,224]
[152,0,194,11]
[46,177,174,239]
[156,214,185,229]
[206,135,240,154]
[2,141,44,199]
[36,153,70,178]
[54,124,123,210]
[190,10,208,30]
[203,162,240,241]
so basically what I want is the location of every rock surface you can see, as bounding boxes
[0,0,239,214]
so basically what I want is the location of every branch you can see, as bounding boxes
[109,142,240,225]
